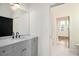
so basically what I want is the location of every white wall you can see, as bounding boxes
[51,3,79,49]
[13,4,30,35]
[29,4,51,56]
[0,3,13,18]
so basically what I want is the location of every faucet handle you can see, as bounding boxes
[12,32,15,39]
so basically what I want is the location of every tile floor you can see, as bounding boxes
[51,40,78,56]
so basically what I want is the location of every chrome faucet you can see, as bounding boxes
[16,32,19,38]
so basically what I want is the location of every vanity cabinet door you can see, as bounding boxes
[20,40,31,56]
[13,40,31,56]
[0,45,13,56]
[12,41,27,56]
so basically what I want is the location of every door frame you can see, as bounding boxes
[49,5,70,55]
[56,16,70,48]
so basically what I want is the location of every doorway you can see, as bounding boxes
[56,16,70,48]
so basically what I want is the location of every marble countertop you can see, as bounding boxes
[0,34,38,48]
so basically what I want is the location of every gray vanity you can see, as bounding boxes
[0,35,38,56]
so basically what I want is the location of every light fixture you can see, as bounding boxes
[10,3,22,11]
[10,3,27,12]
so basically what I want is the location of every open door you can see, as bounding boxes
[56,16,70,48]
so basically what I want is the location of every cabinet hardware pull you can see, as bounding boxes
[22,48,27,51]
[2,50,6,53]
